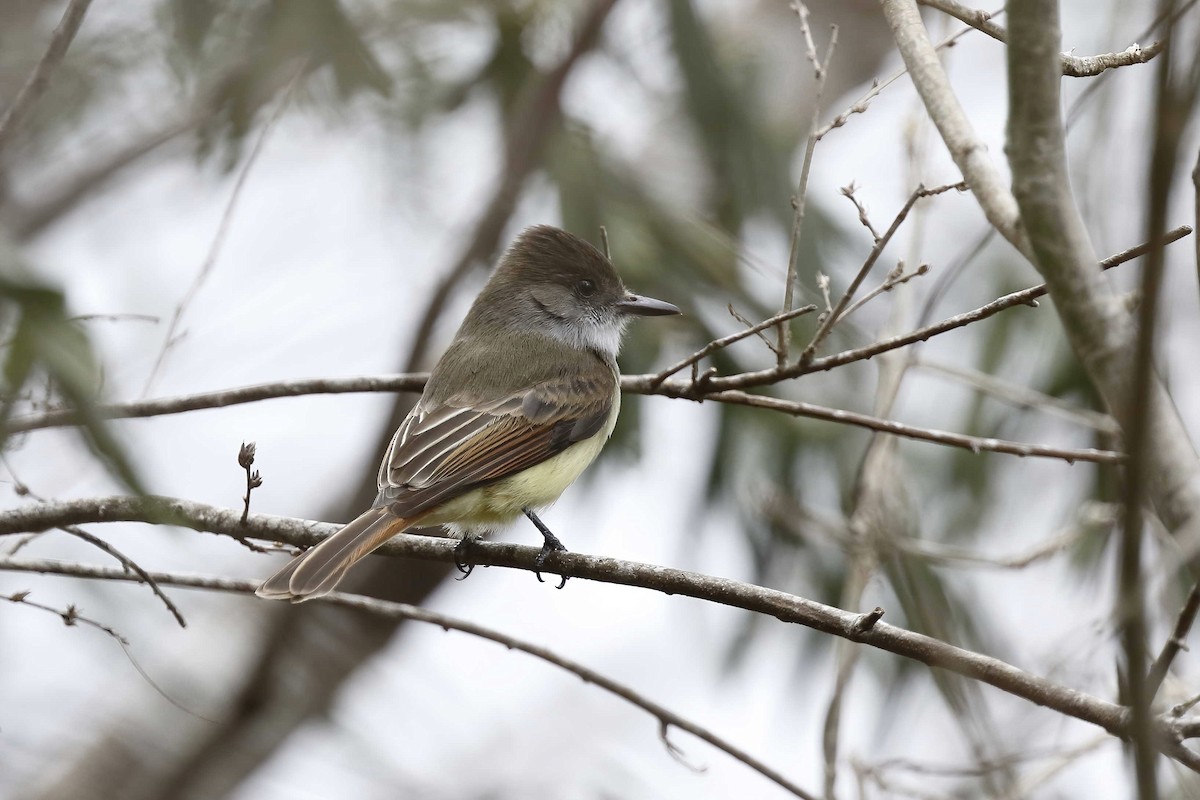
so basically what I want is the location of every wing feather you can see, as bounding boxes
[374,370,615,518]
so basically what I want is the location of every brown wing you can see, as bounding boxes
[374,372,615,518]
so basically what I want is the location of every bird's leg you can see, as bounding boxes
[523,507,568,589]
[453,532,477,580]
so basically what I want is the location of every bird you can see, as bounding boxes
[257,224,680,601]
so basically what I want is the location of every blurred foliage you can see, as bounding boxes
[0,264,143,495]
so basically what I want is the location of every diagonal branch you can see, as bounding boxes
[0,506,1129,742]
[0,0,94,153]
[2,560,821,800]
[916,0,1166,77]
[880,0,1030,257]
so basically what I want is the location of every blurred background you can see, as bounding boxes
[1,0,1198,797]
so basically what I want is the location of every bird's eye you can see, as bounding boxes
[575,279,597,297]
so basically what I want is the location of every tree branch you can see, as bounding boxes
[0,559,821,800]
[916,0,1165,77]
[0,0,94,153]
[879,0,1030,257]
[0,494,1134,739]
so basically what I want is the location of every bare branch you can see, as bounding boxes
[649,305,817,388]
[3,587,125,643]
[141,64,306,396]
[0,533,1126,739]
[816,15,985,141]
[914,359,1120,434]
[1148,584,1200,700]
[0,494,1141,747]
[801,181,964,362]
[0,0,94,153]
[59,524,186,628]
[779,3,838,363]
[7,374,430,434]
[880,0,1030,256]
[648,386,1123,464]
[917,0,1165,77]
[797,225,1191,379]
[2,559,819,800]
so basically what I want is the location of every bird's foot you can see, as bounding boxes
[453,534,477,581]
[524,508,568,589]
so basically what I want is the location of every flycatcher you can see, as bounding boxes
[257,224,679,601]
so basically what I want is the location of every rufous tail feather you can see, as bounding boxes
[256,507,413,602]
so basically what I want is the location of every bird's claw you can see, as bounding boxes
[534,533,568,589]
[453,536,476,581]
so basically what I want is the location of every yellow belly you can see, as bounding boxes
[422,392,620,533]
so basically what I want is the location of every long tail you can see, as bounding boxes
[256,507,413,602]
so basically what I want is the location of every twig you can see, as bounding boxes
[141,62,305,397]
[649,305,817,388]
[654,387,1123,463]
[59,524,186,628]
[7,374,430,434]
[800,181,964,363]
[838,260,930,323]
[916,0,1165,77]
[0,0,94,153]
[238,442,263,525]
[914,359,1120,434]
[4,560,819,800]
[1148,584,1200,700]
[0,458,185,626]
[1194,148,1200,309]
[636,224,1192,394]
[778,3,838,364]
[4,589,126,644]
[881,0,1031,257]
[816,12,993,140]
[841,182,882,242]
[727,305,785,355]
[69,313,160,325]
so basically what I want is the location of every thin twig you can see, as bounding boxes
[653,386,1123,464]
[629,225,1191,394]
[841,183,882,242]
[779,2,838,364]
[838,260,930,323]
[59,524,186,628]
[914,359,1120,434]
[649,305,817,388]
[0,0,94,153]
[141,62,306,397]
[1147,584,1200,700]
[7,374,430,434]
[727,305,785,355]
[800,181,964,363]
[238,442,263,525]
[816,11,994,140]
[4,589,126,643]
[916,0,1165,77]
[4,560,818,799]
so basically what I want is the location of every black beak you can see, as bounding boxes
[617,293,681,317]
